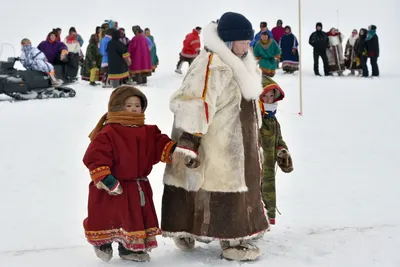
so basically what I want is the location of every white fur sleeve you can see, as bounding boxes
[170,55,232,135]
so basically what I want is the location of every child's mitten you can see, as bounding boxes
[95,174,123,195]
[277,148,294,173]
[172,132,202,169]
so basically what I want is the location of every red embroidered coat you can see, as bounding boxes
[82,124,175,251]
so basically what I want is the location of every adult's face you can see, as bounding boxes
[232,40,250,57]
[50,34,56,42]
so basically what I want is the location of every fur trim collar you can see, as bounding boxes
[203,23,262,100]
[349,34,358,46]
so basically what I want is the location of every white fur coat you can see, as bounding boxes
[163,22,263,193]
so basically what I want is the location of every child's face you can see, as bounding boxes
[123,96,143,114]
[262,90,275,104]
[261,34,269,41]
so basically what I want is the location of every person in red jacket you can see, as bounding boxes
[175,26,202,74]
[271,20,285,68]
[83,86,176,262]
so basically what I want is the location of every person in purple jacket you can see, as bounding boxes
[38,32,69,65]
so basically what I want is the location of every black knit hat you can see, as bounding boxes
[217,12,254,42]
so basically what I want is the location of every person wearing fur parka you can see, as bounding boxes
[326,28,345,75]
[344,29,362,75]
[161,12,269,262]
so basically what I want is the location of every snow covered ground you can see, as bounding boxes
[1,0,399,266]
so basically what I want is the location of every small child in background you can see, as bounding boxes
[106,28,131,88]
[99,28,113,88]
[83,86,176,262]
[80,33,102,85]
[20,38,63,87]
[259,76,293,225]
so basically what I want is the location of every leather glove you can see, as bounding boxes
[95,174,123,195]
[172,132,201,169]
[277,148,293,173]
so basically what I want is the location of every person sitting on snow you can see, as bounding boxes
[20,38,63,87]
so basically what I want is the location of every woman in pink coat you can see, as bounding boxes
[128,26,152,85]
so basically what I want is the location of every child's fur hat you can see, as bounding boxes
[108,85,148,112]
[260,75,285,102]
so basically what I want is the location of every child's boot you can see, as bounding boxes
[48,72,63,87]
[118,242,150,262]
[94,243,113,262]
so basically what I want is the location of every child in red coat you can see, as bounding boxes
[83,86,176,262]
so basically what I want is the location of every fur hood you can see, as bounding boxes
[202,22,262,101]
[348,34,359,46]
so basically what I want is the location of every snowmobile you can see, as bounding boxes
[0,55,77,101]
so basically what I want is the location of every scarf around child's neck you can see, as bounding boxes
[263,102,278,118]
[88,111,145,141]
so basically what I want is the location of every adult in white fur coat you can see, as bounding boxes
[326,28,346,75]
[161,12,269,261]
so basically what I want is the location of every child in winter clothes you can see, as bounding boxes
[80,34,102,85]
[83,86,176,262]
[20,38,62,87]
[253,32,281,77]
[99,28,113,87]
[107,28,131,88]
[259,76,293,225]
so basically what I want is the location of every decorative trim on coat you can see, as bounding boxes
[161,141,177,163]
[89,166,111,181]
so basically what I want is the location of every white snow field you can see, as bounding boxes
[1,0,399,266]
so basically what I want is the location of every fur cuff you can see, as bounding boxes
[259,147,264,164]
[174,147,198,159]
[277,148,290,158]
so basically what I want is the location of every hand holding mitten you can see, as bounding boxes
[95,174,123,195]
[172,132,202,169]
[277,148,293,173]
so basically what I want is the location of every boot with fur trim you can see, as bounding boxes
[119,251,150,262]
[220,240,261,261]
[173,237,196,251]
[118,243,150,262]
[94,243,113,262]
